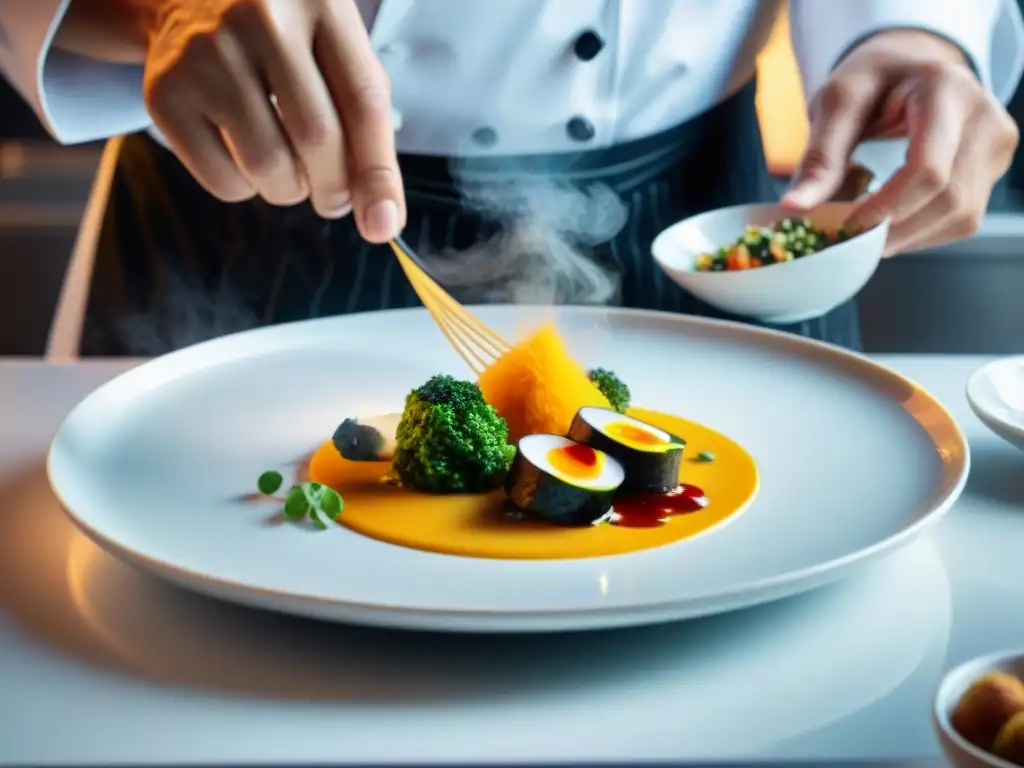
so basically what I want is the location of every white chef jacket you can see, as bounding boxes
[1,0,1022,158]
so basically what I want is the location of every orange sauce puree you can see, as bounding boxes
[605,421,666,448]
[547,442,602,480]
[307,407,759,560]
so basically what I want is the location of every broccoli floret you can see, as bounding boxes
[393,374,517,494]
[588,368,631,413]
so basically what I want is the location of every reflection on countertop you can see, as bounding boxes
[0,451,953,761]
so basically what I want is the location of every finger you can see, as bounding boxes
[146,88,256,202]
[229,3,351,219]
[262,45,351,218]
[194,31,307,207]
[846,71,967,234]
[782,74,883,210]
[316,1,405,242]
[882,189,987,255]
[883,122,988,256]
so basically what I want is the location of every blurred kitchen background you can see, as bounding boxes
[2,3,1023,356]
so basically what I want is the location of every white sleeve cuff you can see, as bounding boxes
[0,0,151,145]
[789,0,1024,105]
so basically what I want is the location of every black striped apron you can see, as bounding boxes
[80,80,861,356]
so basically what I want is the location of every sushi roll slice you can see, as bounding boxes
[505,434,625,526]
[567,407,684,493]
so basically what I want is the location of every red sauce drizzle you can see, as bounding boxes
[561,442,598,466]
[610,484,709,528]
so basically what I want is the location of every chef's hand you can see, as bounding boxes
[135,0,405,242]
[782,30,1018,256]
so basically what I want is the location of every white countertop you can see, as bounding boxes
[0,355,1018,766]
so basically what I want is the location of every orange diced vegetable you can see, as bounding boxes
[727,244,752,271]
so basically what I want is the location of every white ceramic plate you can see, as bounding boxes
[967,356,1024,452]
[48,306,968,633]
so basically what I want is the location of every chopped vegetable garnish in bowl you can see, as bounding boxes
[694,217,858,272]
[652,202,889,325]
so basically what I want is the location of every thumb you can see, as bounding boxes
[782,75,882,210]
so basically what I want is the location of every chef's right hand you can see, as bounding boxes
[139,0,405,242]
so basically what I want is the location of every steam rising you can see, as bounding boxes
[110,158,628,355]
[114,273,259,356]
[421,167,626,306]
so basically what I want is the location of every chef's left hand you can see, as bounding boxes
[782,29,1019,256]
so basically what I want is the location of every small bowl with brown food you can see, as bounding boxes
[934,649,1024,768]
[651,202,889,325]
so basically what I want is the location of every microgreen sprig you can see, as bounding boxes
[257,470,283,495]
[256,471,343,531]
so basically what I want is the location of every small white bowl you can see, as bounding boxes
[967,357,1024,452]
[651,202,890,325]
[934,648,1024,768]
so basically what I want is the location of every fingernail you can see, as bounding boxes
[365,199,400,240]
[322,202,353,219]
[322,193,352,219]
[782,187,817,209]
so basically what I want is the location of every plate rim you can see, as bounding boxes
[46,305,971,623]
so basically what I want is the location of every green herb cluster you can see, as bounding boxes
[256,470,343,530]
[587,368,631,413]
[392,374,516,494]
